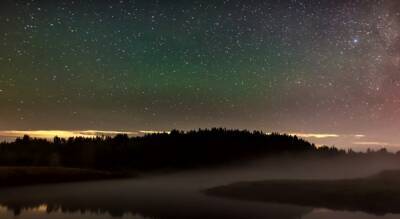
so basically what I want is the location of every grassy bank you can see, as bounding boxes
[0,167,131,187]
[206,170,400,215]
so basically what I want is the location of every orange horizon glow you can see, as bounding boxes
[0,130,362,139]
[0,129,398,151]
[0,130,144,139]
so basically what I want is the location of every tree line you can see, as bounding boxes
[0,128,395,170]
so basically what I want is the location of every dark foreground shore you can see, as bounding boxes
[0,167,131,187]
[206,170,400,215]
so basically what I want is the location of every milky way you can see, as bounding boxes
[0,0,399,149]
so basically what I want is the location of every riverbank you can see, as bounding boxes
[0,167,132,187]
[206,170,400,215]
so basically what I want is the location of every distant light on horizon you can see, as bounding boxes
[0,130,142,140]
[0,129,398,152]
[353,141,390,146]
[289,133,341,139]
[0,130,348,141]
[139,130,172,134]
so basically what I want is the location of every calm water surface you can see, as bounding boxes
[0,176,398,219]
[1,160,399,219]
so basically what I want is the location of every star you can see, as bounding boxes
[0,0,398,149]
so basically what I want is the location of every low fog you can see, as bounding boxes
[0,154,399,219]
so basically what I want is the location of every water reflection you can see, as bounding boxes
[0,178,312,219]
[0,199,311,219]
[0,206,150,219]
[0,162,399,219]
[1,203,400,219]
[304,209,400,219]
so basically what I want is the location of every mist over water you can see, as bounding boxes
[0,154,399,219]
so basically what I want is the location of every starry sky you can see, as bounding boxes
[0,0,400,150]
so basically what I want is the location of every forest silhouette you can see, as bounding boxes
[0,128,394,170]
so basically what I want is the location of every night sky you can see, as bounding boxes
[0,0,400,150]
